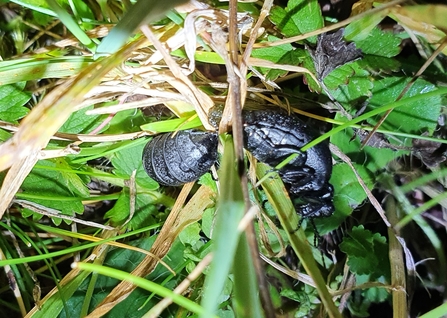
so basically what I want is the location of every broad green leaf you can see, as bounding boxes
[251,37,294,62]
[339,225,389,277]
[201,207,215,239]
[104,191,130,225]
[325,62,373,103]
[368,77,441,135]
[361,275,390,303]
[281,284,319,315]
[270,6,299,38]
[0,82,30,122]
[302,50,321,93]
[109,139,159,190]
[270,0,323,43]
[59,105,103,134]
[330,126,401,174]
[354,27,402,58]
[251,36,303,80]
[198,173,217,193]
[31,8,56,26]
[20,159,85,224]
[104,190,158,229]
[315,162,373,234]
[266,49,307,81]
[179,222,201,247]
[339,226,379,275]
[358,55,401,74]
[0,129,12,142]
[106,109,148,134]
[54,158,90,198]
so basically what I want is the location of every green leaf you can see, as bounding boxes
[339,225,389,277]
[251,37,294,62]
[0,82,30,122]
[358,55,401,74]
[201,134,245,317]
[201,207,215,239]
[54,158,90,198]
[59,105,103,134]
[361,275,390,303]
[302,50,321,93]
[32,10,56,26]
[0,128,12,142]
[140,114,202,133]
[344,12,389,42]
[270,0,323,43]
[251,36,293,63]
[0,56,94,86]
[60,238,194,318]
[268,50,307,80]
[179,222,201,247]
[270,6,299,38]
[251,37,306,80]
[368,77,441,135]
[104,191,131,225]
[20,160,85,224]
[47,0,96,52]
[232,235,263,318]
[330,125,400,174]
[107,109,148,134]
[110,139,159,190]
[104,190,158,229]
[324,62,372,102]
[198,172,217,193]
[315,162,373,234]
[95,0,189,56]
[354,27,402,58]
[9,0,58,16]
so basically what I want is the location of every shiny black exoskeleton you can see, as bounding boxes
[142,129,218,186]
[242,110,334,219]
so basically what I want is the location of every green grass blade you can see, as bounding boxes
[95,0,189,56]
[75,262,212,316]
[0,56,94,86]
[47,0,96,52]
[256,163,341,318]
[233,234,263,317]
[200,134,245,317]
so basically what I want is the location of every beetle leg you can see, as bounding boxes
[291,187,334,218]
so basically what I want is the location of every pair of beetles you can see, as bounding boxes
[142,108,334,221]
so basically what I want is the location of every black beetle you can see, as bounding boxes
[142,129,218,186]
[142,109,334,219]
[242,110,334,219]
